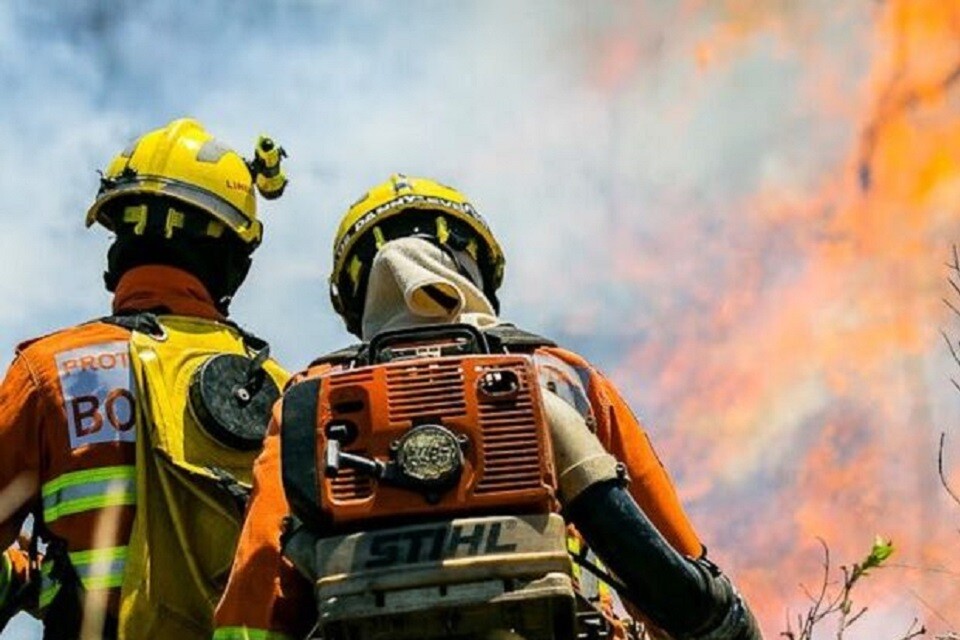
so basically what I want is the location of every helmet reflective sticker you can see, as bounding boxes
[196,138,231,163]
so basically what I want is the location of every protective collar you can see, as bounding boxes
[112,265,224,321]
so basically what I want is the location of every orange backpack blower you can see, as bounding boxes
[280,324,637,640]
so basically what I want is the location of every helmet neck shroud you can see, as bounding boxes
[333,208,501,338]
[102,196,253,314]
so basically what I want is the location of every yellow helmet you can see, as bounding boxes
[86,118,273,246]
[330,174,505,336]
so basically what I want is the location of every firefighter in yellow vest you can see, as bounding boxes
[0,118,290,639]
[215,175,763,639]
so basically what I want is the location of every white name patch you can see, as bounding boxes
[55,341,137,449]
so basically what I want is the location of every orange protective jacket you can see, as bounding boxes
[0,265,225,630]
[213,343,704,640]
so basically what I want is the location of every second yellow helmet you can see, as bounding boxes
[330,174,505,336]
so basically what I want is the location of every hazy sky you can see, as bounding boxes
[3,1,960,637]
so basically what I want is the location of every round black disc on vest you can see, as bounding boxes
[188,353,281,451]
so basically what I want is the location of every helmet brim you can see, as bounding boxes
[87,177,262,246]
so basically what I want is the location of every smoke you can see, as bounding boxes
[2,1,960,637]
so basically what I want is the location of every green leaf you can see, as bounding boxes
[860,536,894,573]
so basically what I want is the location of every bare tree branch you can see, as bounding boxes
[943,297,960,321]
[938,331,960,393]
[782,538,910,639]
[948,244,960,272]
[947,276,960,305]
[938,432,960,507]
[900,618,926,640]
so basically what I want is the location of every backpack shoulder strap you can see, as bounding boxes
[483,324,556,353]
[220,319,270,353]
[280,377,324,530]
[98,311,166,338]
[102,311,274,356]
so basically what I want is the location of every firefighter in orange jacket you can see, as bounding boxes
[0,118,288,638]
[214,175,763,640]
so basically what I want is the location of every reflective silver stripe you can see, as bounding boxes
[213,627,295,640]
[68,546,128,591]
[196,138,232,163]
[37,546,127,608]
[42,466,136,523]
[120,136,142,158]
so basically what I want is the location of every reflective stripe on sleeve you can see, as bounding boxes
[566,534,583,580]
[68,546,128,591]
[213,627,295,640]
[38,559,60,610]
[41,465,136,523]
[0,552,11,602]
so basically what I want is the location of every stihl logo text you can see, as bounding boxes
[361,521,518,569]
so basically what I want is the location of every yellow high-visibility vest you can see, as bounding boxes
[118,315,288,640]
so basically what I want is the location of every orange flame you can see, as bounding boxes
[588,0,960,634]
